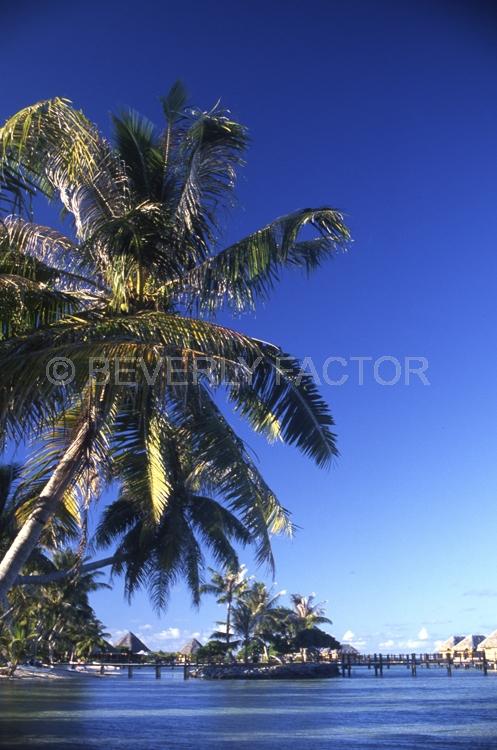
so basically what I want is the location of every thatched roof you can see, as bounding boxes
[114,631,151,653]
[179,638,203,655]
[437,635,465,651]
[339,644,359,654]
[478,630,497,650]
[452,634,485,652]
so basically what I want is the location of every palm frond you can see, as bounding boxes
[189,495,247,570]
[111,402,173,522]
[0,310,336,465]
[166,106,248,258]
[0,464,21,518]
[176,385,293,568]
[0,98,130,265]
[174,208,350,313]
[0,274,82,339]
[159,81,188,184]
[111,110,156,198]
[0,162,35,217]
[0,217,101,287]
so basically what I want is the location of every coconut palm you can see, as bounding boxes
[39,556,110,663]
[0,622,37,676]
[8,549,110,664]
[72,618,109,661]
[12,414,290,611]
[289,593,332,660]
[229,581,283,663]
[201,565,248,655]
[290,593,332,630]
[0,85,349,605]
[93,425,256,611]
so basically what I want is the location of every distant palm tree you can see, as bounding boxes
[72,618,109,661]
[0,622,37,676]
[201,565,248,656]
[230,581,283,663]
[0,85,349,605]
[289,593,332,661]
[31,550,110,663]
[290,594,332,629]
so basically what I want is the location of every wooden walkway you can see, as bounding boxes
[73,652,496,679]
[337,652,494,677]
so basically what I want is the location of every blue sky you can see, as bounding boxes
[3,0,497,653]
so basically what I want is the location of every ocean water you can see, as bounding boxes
[1,667,497,749]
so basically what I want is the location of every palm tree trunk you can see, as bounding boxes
[0,420,90,608]
[226,595,232,657]
[16,555,120,586]
[7,660,18,677]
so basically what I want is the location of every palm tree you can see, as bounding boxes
[230,581,283,663]
[13,549,110,664]
[12,422,286,611]
[43,564,110,664]
[0,622,37,676]
[0,86,350,605]
[290,594,332,629]
[72,618,109,661]
[94,428,255,610]
[289,593,332,661]
[201,565,248,656]
[0,462,80,623]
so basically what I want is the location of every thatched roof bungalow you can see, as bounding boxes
[340,644,359,655]
[114,631,151,655]
[177,638,203,662]
[325,643,358,661]
[477,630,497,660]
[437,635,465,655]
[452,634,485,656]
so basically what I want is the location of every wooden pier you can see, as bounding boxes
[336,651,491,677]
[69,651,494,680]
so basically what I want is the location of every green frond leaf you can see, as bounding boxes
[160,81,188,123]
[0,97,131,263]
[0,274,81,339]
[174,207,350,313]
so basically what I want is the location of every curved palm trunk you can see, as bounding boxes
[262,643,269,663]
[16,555,119,586]
[0,420,90,609]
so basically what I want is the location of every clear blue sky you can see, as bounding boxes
[3,0,497,653]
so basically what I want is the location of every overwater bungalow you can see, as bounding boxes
[451,634,485,659]
[339,644,359,655]
[177,638,203,663]
[437,635,465,656]
[325,644,358,661]
[477,631,497,661]
[114,632,151,658]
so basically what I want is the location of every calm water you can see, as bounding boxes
[1,667,497,749]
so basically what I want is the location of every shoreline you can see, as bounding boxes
[0,665,108,682]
